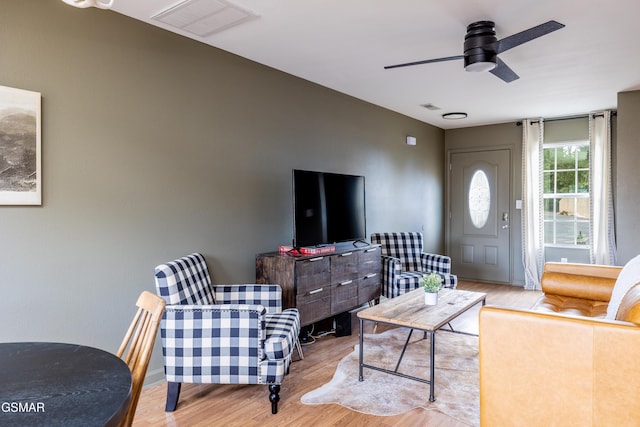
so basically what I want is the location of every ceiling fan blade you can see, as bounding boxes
[384,55,463,70]
[490,58,519,82]
[496,20,565,53]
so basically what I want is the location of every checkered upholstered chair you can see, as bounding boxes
[154,253,301,415]
[370,232,457,298]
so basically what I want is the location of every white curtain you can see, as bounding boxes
[522,119,544,290]
[589,111,617,265]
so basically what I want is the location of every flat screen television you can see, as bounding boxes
[293,169,366,247]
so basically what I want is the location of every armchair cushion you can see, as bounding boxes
[161,304,264,384]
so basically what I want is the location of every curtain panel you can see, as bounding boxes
[522,119,544,290]
[589,111,617,265]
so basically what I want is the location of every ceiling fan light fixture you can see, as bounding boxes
[465,61,496,72]
[442,112,468,120]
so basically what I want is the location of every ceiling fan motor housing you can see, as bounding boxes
[464,21,497,71]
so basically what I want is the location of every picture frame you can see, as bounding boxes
[0,85,42,205]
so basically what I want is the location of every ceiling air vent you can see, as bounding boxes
[421,103,441,111]
[152,0,259,37]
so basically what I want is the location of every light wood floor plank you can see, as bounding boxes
[133,281,541,426]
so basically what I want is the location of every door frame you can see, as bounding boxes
[445,145,515,284]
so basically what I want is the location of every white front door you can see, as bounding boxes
[449,149,511,283]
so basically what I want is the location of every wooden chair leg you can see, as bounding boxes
[269,384,280,414]
[165,382,181,412]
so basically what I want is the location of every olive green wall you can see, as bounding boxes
[0,0,444,382]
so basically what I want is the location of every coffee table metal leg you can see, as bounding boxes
[429,330,436,402]
[358,318,364,381]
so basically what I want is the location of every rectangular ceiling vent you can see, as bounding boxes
[421,103,441,111]
[152,0,259,38]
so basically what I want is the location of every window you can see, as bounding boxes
[543,141,590,247]
[468,169,491,229]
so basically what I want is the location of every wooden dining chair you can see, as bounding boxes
[117,291,166,427]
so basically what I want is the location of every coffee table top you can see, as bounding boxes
[357,288,486,331]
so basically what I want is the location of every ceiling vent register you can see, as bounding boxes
[152,0,259,38]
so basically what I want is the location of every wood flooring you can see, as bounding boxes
[132,281,541,427]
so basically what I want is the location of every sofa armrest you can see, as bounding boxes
[213,284,282,313]
[479,305,640,426]
[541,262,622,301]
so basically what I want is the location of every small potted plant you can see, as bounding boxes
[420,272,443,305]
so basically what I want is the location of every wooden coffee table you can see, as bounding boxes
[357,288,486,402]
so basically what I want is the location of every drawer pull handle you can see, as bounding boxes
[365,248,378,253]
[308,257,324,262]
[364,273,377,279]
[308,288,324,295]
[340,252,353,257]
[339,280,353,286]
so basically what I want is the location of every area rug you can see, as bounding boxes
[300,327,479,426]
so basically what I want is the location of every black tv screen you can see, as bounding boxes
[293,169,366,247]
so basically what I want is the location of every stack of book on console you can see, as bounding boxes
[278,245,336,256]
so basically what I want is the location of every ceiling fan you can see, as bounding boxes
[384,20,565,83]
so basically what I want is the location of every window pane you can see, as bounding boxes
[557,146,576,169]
[578,170,589,193]
[543,172,555,193]
[576,198,590,220]
[543,148,555,170]
[556,222,575,244]
[556,171,575,193]
[544,198,556,220]
[558,197,576,217]
[544,221,554,244]
[468,170,491,229]
[577,222,590,245]
[577,145,589,168]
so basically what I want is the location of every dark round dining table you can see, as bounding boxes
[0,342,132,427]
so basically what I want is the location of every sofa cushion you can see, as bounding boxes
[605,254,640,320]
[532,294,608,318]
[264,308,300,360]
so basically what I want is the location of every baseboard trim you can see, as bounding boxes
[144,367,166,388]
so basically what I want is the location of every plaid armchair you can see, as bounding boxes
[154,253,300,415]
[370,232,457,298]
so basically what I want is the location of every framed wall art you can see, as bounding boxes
[0,85,42,205]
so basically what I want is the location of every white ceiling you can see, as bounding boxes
[109,0,640,129]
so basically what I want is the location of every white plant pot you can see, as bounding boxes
[424,291,438,305]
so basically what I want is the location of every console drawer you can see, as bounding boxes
[359,247,381,275]
[295,257,330,294]
[297,285,331,326]
[358,273,381,304]
[332,279,358,313]
[331,251,359,282]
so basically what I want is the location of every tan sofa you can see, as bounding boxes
[479,260,640,426]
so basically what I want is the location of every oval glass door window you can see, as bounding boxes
[469,170,491,229]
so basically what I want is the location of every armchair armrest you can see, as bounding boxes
[161,304,266,383]
[213,284,282,313]
[380,254,402,276]
[479,305,640,426]
[420,252,452,275]
[541,262,622,301]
